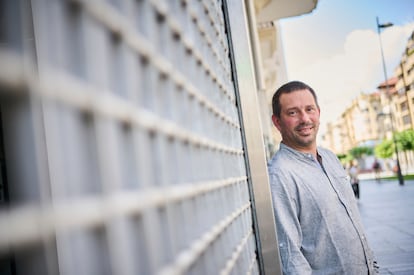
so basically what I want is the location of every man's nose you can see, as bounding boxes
[299,111,311,122]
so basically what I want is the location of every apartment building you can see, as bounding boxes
[322,119,346,155]
[377,77,399,140]
[324,92,382,154]
[394,30,414,131]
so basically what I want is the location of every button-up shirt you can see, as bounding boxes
[268,143,376,274]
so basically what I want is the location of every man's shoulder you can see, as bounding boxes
[267,151,302,195]
[267,148,297,175]
[268,148,288,164]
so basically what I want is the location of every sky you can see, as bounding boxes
[279,0,414,137]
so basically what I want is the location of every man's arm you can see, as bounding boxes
[269,172,312,274]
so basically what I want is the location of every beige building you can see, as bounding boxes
[377,28,414,138]
[323,120,346,155]
[393,30,414,132]
[377,77,399,140]
[323,93,382,155]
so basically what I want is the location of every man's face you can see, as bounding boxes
[272,89,320,152]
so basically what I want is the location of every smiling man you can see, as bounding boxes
[268,81,378,274]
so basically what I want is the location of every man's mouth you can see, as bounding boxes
[296,124,314,134]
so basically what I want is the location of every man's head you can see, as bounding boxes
[271,81,320,153]
[272,81,319,118]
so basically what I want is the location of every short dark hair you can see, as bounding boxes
[272,81,319,117]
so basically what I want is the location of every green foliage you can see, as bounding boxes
[395,129,414,151]
[336,154,347,160]
[375,139,394,159]
[345,130,413,162]
[349,146,373,159]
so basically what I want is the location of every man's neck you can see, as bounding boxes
[281,141,317,158]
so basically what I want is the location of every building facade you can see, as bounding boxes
[394,30,414,131]
[323,92,382,155]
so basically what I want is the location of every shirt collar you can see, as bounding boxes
[280,143,313,157]
[279,143,322,164]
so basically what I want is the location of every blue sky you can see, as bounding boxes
[279,0,414,135]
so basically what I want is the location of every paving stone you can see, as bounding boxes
[358,179,414,274]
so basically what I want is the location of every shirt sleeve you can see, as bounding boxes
[269,172,312,274]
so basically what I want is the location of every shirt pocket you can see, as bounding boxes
[329,167,354,195]
[332,173,355,200]
[333,169,349,183]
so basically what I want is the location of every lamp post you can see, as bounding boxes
[376,17,404,186]
[376,17,393,86]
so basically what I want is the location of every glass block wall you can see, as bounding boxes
[0,0,262,274]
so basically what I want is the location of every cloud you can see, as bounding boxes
[285,22,414,134]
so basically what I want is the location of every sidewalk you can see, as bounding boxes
[358,178,414,274]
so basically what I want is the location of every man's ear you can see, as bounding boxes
[272,114,282,131]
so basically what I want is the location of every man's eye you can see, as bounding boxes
[288,111,297,116]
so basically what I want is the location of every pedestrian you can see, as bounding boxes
[373,158,381,182]
[349,160,360,199]
[267,81,378,274]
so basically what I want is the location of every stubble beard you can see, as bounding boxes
[293,122,319,148]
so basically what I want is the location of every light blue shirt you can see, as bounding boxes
[268,143,377,274]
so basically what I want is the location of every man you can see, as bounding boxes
[349,161,360,199]
[267,81,377,274]
[373,158,382,182]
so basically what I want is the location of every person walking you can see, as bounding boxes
[267,81,378,274]
[373,158,382,182]
[349,160,360,199]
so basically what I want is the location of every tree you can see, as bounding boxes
[395,129,414,168]
[396,129,414,152]
[375,139,394,159]
[349,146,373,159]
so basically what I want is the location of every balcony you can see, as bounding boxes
[255,0,318,23]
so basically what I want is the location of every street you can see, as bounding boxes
[358,179,414,274]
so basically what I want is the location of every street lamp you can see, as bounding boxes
[376,17,404,186]
[376,17,393,92]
